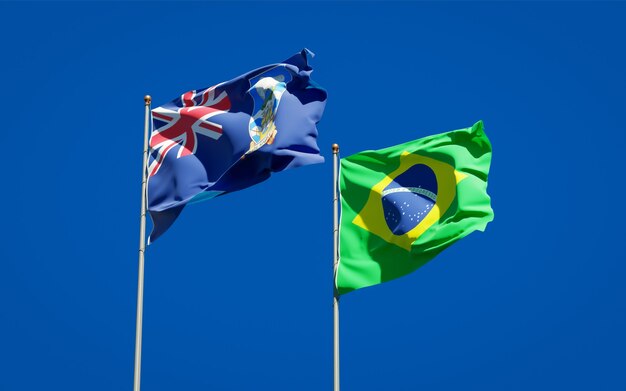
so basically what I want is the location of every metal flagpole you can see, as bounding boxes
[332,143,340,391]
[134,95,151,391]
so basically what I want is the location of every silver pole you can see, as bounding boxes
[134,95,151,391]
[332,143,340,391]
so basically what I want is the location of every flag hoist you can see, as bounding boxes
[332,143,340,391]
[133,95,151,391]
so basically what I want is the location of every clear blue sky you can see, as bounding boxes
[1,2,625,390]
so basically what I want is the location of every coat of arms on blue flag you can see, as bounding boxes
[147,49,327,243]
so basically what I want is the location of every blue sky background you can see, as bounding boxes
[1,2,625,390]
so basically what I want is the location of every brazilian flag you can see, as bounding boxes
[337,121,493,295]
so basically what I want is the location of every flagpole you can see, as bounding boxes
[133,95,151,391]
[332,143,340,391]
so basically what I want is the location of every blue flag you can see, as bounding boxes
[147,49,327,243]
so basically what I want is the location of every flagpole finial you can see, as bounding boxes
[144,95,151,105]
[332,144,339,154]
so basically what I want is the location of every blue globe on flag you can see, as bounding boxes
[381,164,438,235]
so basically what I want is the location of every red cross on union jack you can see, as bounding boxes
[149,86,231,177]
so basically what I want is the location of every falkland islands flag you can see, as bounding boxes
[147,49,327,243]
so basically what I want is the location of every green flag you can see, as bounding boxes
[337,121,493,295]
